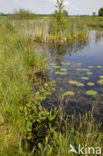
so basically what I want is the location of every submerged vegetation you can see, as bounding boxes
[0,1,103,155]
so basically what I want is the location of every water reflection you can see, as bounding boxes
[37,30,103,121]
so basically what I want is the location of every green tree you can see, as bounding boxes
[63,9,68,17]
[49,0,67,34]
[98,8,103,16]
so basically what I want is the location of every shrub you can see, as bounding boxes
[8,9,36,20]
[49,0,67,34]
[63,9,68,17]
[98,8,103,16]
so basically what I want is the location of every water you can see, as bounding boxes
[36,30,103,119]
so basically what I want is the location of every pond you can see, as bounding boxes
[36,30,103,120]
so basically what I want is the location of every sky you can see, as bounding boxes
[0,0,103,15]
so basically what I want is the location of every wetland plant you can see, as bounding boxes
[86,90,97,96]
[69,80,85,87]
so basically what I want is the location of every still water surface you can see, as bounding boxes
[37,31,103,119]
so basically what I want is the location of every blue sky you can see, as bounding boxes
[0,0,103,15]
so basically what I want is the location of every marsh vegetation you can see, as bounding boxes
[0,0,103,155]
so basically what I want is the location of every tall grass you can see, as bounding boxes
[0,21,47,155]
[3,17,88,45]
[38,109,103,156]
[0,17,103,155]
[2,16,103,45]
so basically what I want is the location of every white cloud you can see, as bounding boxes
[41,0,56,4]
[41,0,70,6]
[0,0,103,15]
[64,1,70,7]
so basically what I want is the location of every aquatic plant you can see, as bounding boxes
[53,65,61,69]
[61,62,71,65]
[76,63,82,65]
[97,79,103,85]
[81,77,89,80]
[60,68,67,72]
[86,71,93,75]
[87,82,95,86]
[59,72,67,75]
[63,91,75,96]
[100,76,103,79]
[69,80,85,87]
[76,68,90,71]
[34,34,42,42]
[55,71,67,75]
[55,71,61,74]
[86,90,97,95]
[1,15,103,155]
[97,66,102,68]
[88,66,94,68]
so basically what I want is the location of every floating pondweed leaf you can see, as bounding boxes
[63,91,75,96]
[55,71,67,75]
[69,80,85,87]
[81,77,89,80]
[97,79,103,85]
[97,66,102,68]
[76,63,82,65]
[88,66,94,68]
[53,65,61,69]
[86,90,97,95]
[61,62,71,65]
[60,68,67,72]
[87,82,95,86]
[76,68,90,71]
[59,72,67,75]
[69,80,79,85]
[54,71,61,75]
[100,76,103,79]
[86,72,93,75]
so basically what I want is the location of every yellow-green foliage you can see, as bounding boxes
[0,16,103,155]
[0,21,47,155]
[4,16,103,45]
[8,8,36,20]
[38,112,103,156]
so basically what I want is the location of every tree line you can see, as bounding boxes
[0,0,103,18]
